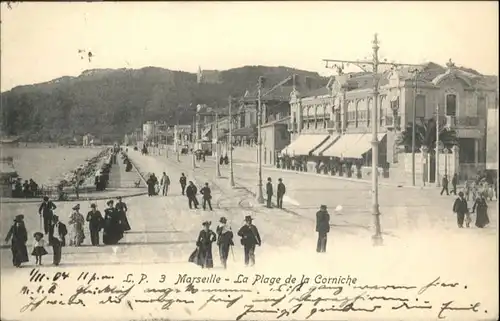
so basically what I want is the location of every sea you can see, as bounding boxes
[0,143,106,187]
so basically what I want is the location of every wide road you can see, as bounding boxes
[1,150,498,321]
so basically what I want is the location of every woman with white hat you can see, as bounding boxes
[68,204,85,246]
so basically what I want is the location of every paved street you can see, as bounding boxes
[1,150,498,320]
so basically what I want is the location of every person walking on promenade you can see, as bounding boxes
[38,196,57,236]
[103,200,124,245]
[31,232,48,266]
[216,217,234,269]
[146,174,156,197]
[276,178,286,209]
[86,203,103,246]
[266,177,273,208]
[195,221,217,269]
[68,204,85,247]
[200,182,213,211]
[180,173,187,195]
[186,181,199,209]
[4,215,29,268]
[49,215,67,266]
[316,205,330,253]
[451,173,458,195]
[237,215,261,267]
[160,172,171,196]
[115,196,131,232]
[453,191,470,228]
[472,194,490,228]
[440,175,449,196]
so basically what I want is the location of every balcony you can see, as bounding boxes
[445,116,480,128]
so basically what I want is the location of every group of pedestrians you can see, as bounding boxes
[265,177,287,209]
[189,215,261,269]
[4,196,132,268]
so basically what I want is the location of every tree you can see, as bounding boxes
[396,117,458,153]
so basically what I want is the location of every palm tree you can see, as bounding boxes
[396,117,458,153]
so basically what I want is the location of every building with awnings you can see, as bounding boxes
[286,60,497,183]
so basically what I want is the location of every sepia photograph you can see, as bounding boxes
[0,1,498,320]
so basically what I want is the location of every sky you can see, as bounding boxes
[1,1,498,92]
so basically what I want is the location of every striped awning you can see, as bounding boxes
[281,134,330,156]
[313,134,341,156]
[322,133,386,158]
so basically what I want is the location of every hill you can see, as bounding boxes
[0,66,328,143]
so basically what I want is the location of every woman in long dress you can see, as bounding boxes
[115,196,131,232]
[4,215,29,268]
[68,204,85,246]
[196,221,217,269]
[472,195,490,228]
[103,200,124,245]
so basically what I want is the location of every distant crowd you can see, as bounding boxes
[10,177,40,198]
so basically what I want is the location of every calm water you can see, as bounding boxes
[1,145,105,186]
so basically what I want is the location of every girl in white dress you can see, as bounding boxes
[31,232,48,265]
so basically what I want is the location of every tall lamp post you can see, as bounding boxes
[256,76,265,203]
[228,96,235,188]
[215,112,221,178]
[323,33,423,246]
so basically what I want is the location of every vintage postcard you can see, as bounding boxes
[0,1,498,320]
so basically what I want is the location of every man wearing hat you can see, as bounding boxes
[86,203,104,246]
[216,217,234,269]
[316,205,330,253]
[237,216,261,266]
[276,178,286,209]
[38,196,57,235]
[266,177,273,208]
[5,214,29,267]
[49,215,67,266]
[200,182,213,211]
[186,181,199,209]
[453,191,470,228]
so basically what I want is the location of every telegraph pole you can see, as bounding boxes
[411,71,418,186]
[215,112,221,177]
[256,76,265,204]
[435,103,441,187]
[228,96,235,188]
[323,33,423,246]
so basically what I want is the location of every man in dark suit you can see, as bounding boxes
[200,182,213,211]
[186,181,199,209]
[453,191,470,228]
[49,215,67,266]
[276,178,286,209]
[440,175,449,195]
[237,215,261,266]
[266,177,273,208]
[316,205,330,253]
[451,173,458,195]
[38,196,57,235]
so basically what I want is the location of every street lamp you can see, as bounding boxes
[256,76,265,203]
[229,96,235,188]
[323,33,423,246]
[215,112,221,178]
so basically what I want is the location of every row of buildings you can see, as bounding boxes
[195,60,498,184]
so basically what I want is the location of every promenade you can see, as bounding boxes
[1,150,498,321]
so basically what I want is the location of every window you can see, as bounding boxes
[446,94,457,116]
[476,96,486,116]
[416,94,426,118]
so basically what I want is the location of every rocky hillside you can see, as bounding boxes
[0,66,328,143]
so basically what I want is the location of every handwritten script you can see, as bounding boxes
[14,269,488,320]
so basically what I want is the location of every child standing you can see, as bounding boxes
[32,232,48,265]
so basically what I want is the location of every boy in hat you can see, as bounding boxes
[38,196,57,235]
[196,221,217,268]
[316,205,330,253]
[49,215,67,266]
[276,178,286,209]
[266,178,273,208]
[237,216,261,266]
[86,203,103,246]
[5,214,29,268]
[216,217,234,269]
